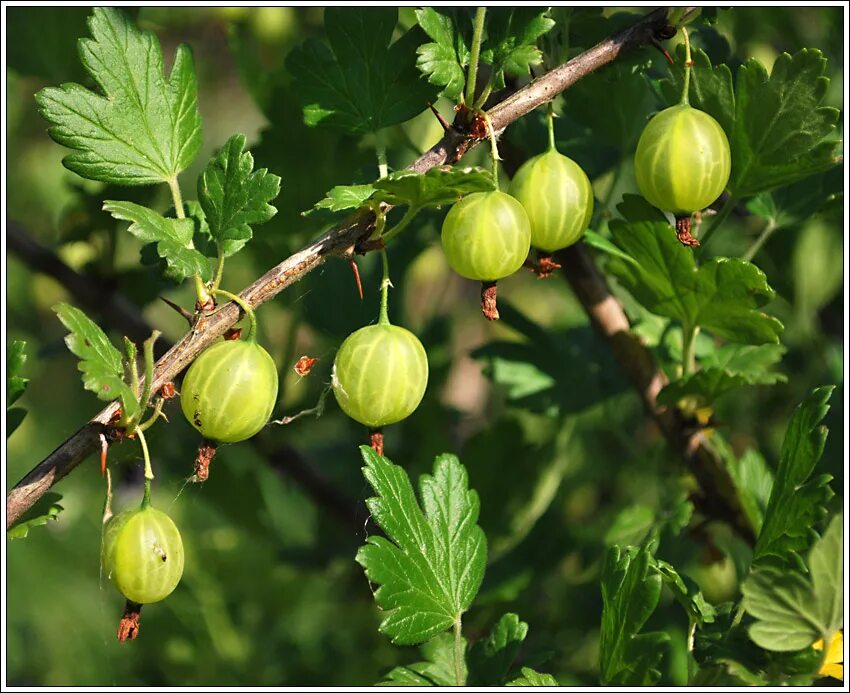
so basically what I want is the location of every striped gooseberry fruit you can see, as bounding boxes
[102,505,184,604]
[634,104,731,214]
[509,149,594,252]
[440,190,531,281]
[181,338,278,443]
[332,324,428,428]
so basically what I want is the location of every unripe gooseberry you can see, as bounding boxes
[509,149,594,252]
[102,505,184,604]
[440,190,531,281]
[181,338,278,443]
[332,324,428,428]
[634,104,731,214]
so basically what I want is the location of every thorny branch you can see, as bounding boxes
[8,8,711,535]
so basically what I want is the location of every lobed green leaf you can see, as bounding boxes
[606,196,783,344]
[468,613,529,685]
[743,513,843,651]
[198,133,281,258]
[730,49,840,198]
[753,386,835,566]
[53,303,139,419]
[35,7,202,185]
[599,544,669,685]
[356,447,487,645]
[103,201,211,282]
[287,8,436,134]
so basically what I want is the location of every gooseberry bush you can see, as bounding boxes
[5,6,845,687]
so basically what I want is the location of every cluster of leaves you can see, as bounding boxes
[36,8,280,291]
[598,388,841,686]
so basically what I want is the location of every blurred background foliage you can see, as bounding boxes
[5,6,843,686]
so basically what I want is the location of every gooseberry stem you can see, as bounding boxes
[138,330,160,418]
[213,289,257,342]
[547,102,556,151]
[382,205,421,242]
[465,7,487,107]
[679,27,692,106]
[681,324,697,376]
[136,426,153,509]
[376,135,388,179]
[211,253,226,295]
[378,249,391,327]
[483,112,500,189]
[453,617,465,686]
[168,175,211,308]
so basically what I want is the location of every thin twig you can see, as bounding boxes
[7,7,683,530]
[555,244,755,543]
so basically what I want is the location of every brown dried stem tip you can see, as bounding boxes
[675,215,700,247]
[193,440,217,482]
[481,281,499,321]
[525,252,562,279]
[117,601,142,642]
[369,429,384,457]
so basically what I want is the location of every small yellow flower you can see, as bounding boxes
[813,630,843,681]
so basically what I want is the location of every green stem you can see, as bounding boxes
[465,7,487,106]
[169,175,210,306]
[381,205,421,242]
[214,289,257,342]
[138,330,160,415]
[376,134,388,179]
[453,617,465,686]
[378,249,391,326]
[681,324,698,376]
[471,85,492,112]
[483,112,500,190]
[546,102,556,151]
[136,425,154,490]
[136,397,165,433]
[698,195,737,250]
[211,252,226,294]
[679,27,692,106]
[742,219,778,263]
[125,337,140,400]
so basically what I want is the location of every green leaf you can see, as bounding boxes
[415,8,554,101]
[198,134,281,258]
[506,667,559,686]
[655,560,716,627]
[660,45,735,137]
[35,7,202,185]
[287,8,436,134]
[604,505,657,548]
[53,303,140,420]
[726,447,774,536]
[7,493,64,539]
[607,196,783,344]
[753,386,835,566]
[103,201,210,282]
[7,340,29,409]
[730,49,840,198]
[657,344,786,408]
[304,184,377,217]
[483,9,555,90]
[743,513,843,651]
[468,613,528,685]
[746,166,842,229]
[415,8,471,102]
[599,544,669,685]
[356,447,487,645]
[372,166,495,209]
[379,632,463,686]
